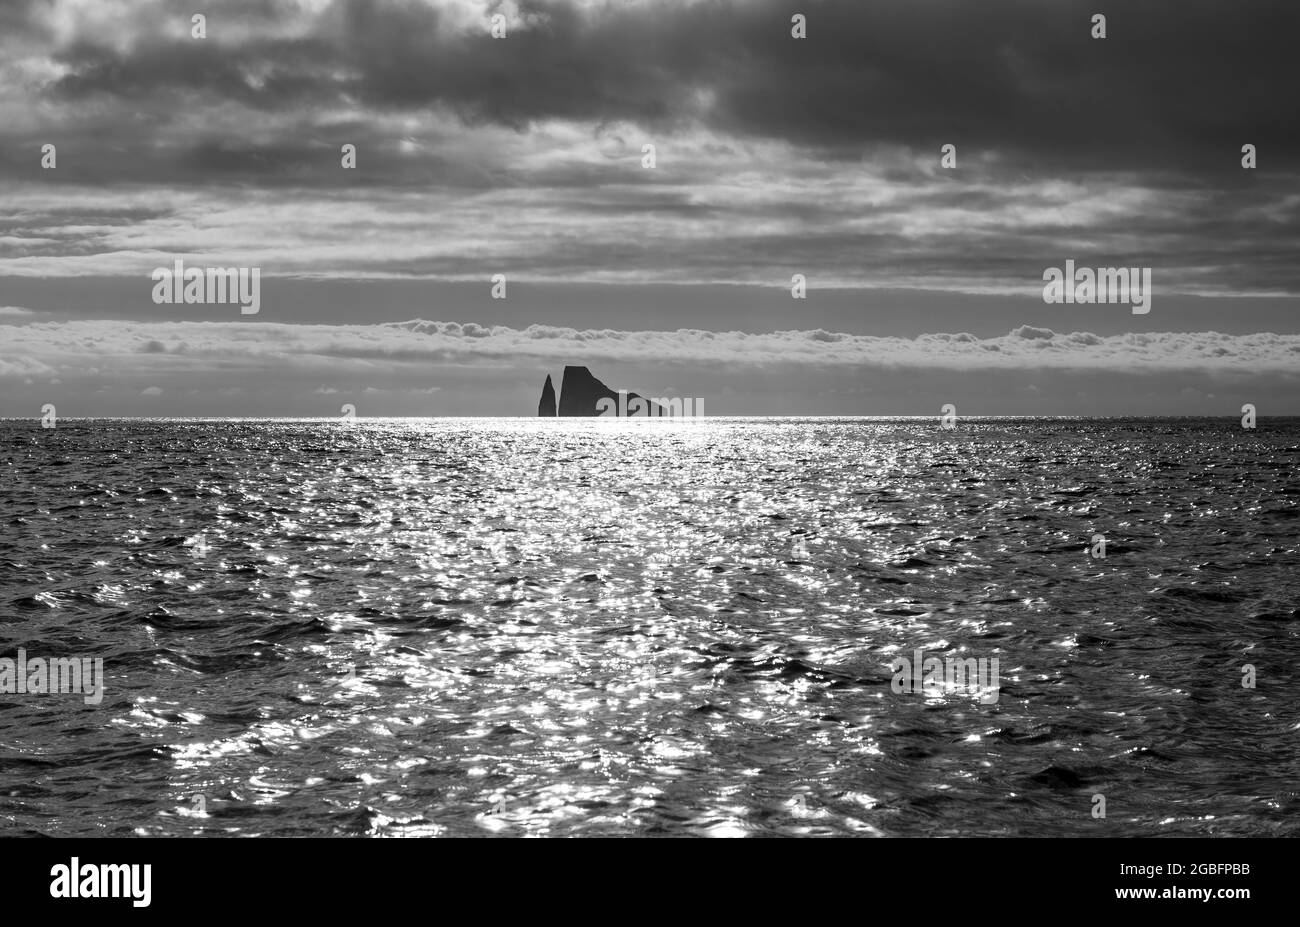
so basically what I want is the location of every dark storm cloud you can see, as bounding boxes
[24,0,1300,171]
[2,0,1298,298]
[49,35,342,106]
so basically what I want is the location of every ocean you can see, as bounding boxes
[2,417,1297,836]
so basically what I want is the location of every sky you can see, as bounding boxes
[1,0,1298,416]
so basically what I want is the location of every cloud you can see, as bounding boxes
[0,1,1297,295]
[10,1,1296,167]
[2,174,1298,295]
[2,317,1296,377]
[4,316,1295,416]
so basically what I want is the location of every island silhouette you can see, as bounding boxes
[539,366,667,416]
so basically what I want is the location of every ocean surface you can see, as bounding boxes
[1,417,1297,837]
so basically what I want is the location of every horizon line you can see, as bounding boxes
[4,414,1292,422]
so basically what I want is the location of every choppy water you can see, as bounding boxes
[1,418,1297,837]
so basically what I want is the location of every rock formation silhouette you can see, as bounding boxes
[538,374,556,416]
[537,366,665,416]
